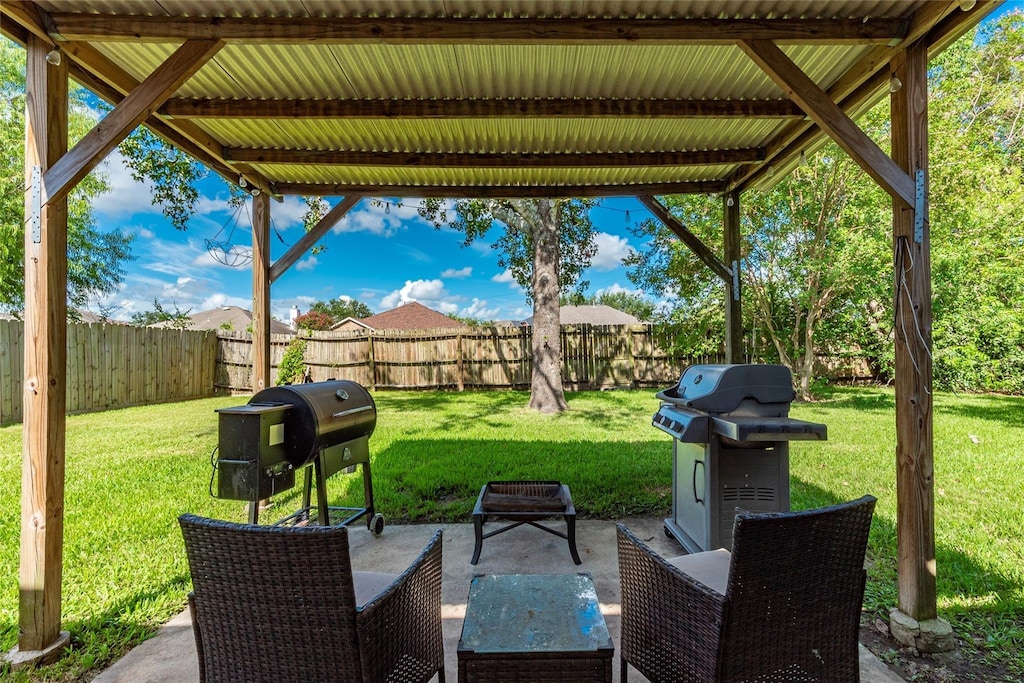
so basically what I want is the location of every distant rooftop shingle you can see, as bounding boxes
[335,301,466,331]
[526,305,640,326]
[156,306,293,335]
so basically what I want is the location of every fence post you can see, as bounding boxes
[367,333,376,391]
[456,332,465,391]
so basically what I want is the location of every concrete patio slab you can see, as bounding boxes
[93,518,903,682]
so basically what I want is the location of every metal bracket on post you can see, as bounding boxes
[914,169,925,244]
[731,260,741,301]
[29,165,42,244]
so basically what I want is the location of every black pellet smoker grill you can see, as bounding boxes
[210,379,385,534]
[653,364,827,553]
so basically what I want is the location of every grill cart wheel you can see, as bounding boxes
[664,525,673,538]
[370,513,385,537]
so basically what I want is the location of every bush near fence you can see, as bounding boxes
[0,320,218,425]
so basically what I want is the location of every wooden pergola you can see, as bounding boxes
[2,0,1001,665]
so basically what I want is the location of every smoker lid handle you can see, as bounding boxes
[332,405,373,419]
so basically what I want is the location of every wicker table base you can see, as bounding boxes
[457,573,613,683]
[471,481,581,565]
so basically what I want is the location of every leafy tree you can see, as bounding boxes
[1,38,134,315]
[129,298,192,328]
[420,198,597,413]
[309,296,372,322]
[117,126,205,231]
[625,14,1024,396]
[293,310,335,331]
[625,155,882,400]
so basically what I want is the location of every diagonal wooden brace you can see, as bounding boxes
[40,38,223,207]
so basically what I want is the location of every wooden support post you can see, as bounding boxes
[891,41,937,623]
[251,192,271,393]
[15,34,71,663]
[723,191,743,363]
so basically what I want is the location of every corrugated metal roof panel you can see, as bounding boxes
[93,40,870,102]
[201,118,786,154]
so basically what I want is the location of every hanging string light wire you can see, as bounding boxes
[204,202,253,267]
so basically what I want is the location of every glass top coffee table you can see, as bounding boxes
[457,573,613,682]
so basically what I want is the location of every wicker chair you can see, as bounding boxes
[617,495,876,683]
[179,514,445,683]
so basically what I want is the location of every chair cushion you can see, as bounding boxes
[665,548,731,595]
[353,571,399,607]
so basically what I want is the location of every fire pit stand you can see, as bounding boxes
[471,481,581,565]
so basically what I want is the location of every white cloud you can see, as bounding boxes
[441,266,472,279]
[491,269,518,286]
[296,255,318,271]
[590,232,634,271]
[460,298,500,320]
[379,279,451,310]
[91,151,160,218]
[138,228,155,239]
[595,283,645,299]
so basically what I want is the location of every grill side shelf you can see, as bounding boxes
[711,416,827,442]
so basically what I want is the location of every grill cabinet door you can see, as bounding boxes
[671,440,709,552]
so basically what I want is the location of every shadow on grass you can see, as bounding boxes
[358,437,672,523]
[934,394,1024,428]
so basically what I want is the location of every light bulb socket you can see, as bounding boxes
[799,150,808,166]
[45,49,62,67]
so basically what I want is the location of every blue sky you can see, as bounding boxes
[89,153,653,324]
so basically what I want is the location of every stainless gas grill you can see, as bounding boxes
[211,380,384,534]
[653,364,826,553]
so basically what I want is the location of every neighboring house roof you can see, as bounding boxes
[526,305,641,326]
[336,301,466,331]
[332,317,374,332]
[157,306,293,335]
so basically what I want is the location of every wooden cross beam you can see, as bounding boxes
[636,194,732,283]
[270,196,362,283]
[739,38,916,208]
[40,38,224,206]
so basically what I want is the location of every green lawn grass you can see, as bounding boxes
[1,387,1021,680]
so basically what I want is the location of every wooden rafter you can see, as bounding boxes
[226,148,765,168]
[270,196,361,283]
[41,38,224,206]
[163,97,802,119]
[739,38,915,208]
[274,181,726,198]
[47,14,909,44]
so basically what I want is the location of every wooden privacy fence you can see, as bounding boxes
[216,325,726,393]
[0,320,219,425]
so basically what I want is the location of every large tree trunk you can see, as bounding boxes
[528,199,568,413]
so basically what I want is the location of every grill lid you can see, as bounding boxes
[656,363,795,413]
[249,380,376,468]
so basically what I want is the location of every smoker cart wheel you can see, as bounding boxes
[664,525,673,538]
[370,513,385,537]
